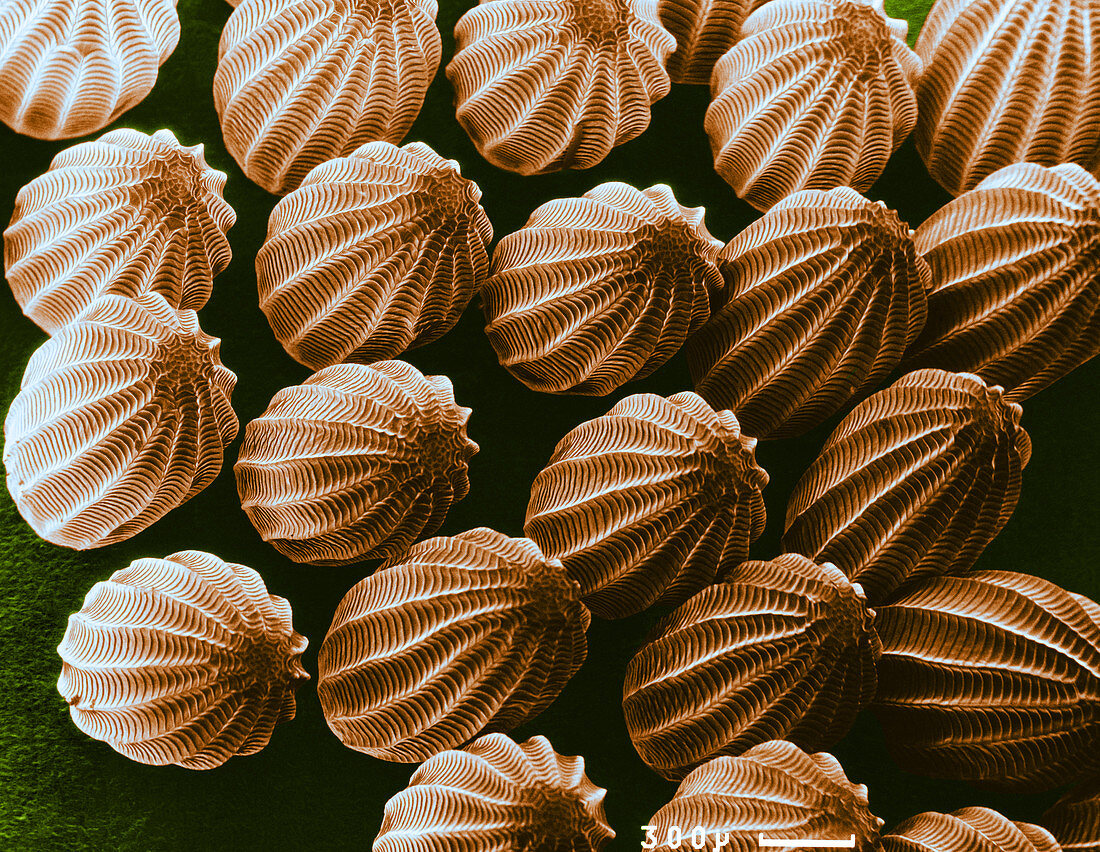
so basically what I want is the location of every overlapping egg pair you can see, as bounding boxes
[3,128,238,550]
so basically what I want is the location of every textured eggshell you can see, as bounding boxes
[705,0,921,211]
[624,554,880,780]
[256,141,493,369]
[873,570,1100,792]
[645,740,884,850]
[1043,781,1100,851]
[913,0,1100,197]
[526,392,767,619]
[483,182,722,395]
[881,808,1062,852]
[57,550,309,769]
[234,360,477,566]
[0,0,179,139]
[782,369,1032,604]
[373,733,614,851]
[213,0,442,195]
[4,292,238,550]
[446,0,676,175]
[5,128,235,334]
[317,529,590,761]
[903,162,1100,401]
[688,187,929,438]
[658,0,759,85]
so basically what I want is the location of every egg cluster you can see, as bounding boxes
[3,0,1100,848]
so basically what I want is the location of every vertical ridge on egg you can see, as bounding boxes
[688,186,929,438]
[234,360,478,566]
[446,0,676,175]
[482,182,722,395]
[782,369,1032,603]
[0,0,180,139]
[623,554,881,780]
[525,392,767,619]
[4,291,238,550]
[705,0,921,211]
[57,550,309,769]
[256,141,492,369]
[373,733,615,850]
[903,162,1100,401]
[213,0,442,194]
[644,740,884,850]
[880,807,1063,852]
[873,570,1100,792]
[5,128,236,334]
[658,0,759,85]
[317,529,590,761]
[913,0,1100,196]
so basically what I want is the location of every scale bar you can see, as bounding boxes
[758,835,856,848]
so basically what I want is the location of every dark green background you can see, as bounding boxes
[2,1,1096,848]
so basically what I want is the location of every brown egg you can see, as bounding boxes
[526,392,767,619]
[903,162,1100,401]
[4,292,238,550]
[0,0,179,139]
[688,187,929,438]
[446,0,675,175]
[256,141,493,369]
[373,733,614,851]
[213,0,441,194]
[782,369,1031,604]
[913,0,1100,196]
[1043,780,1100,851]
[234,360,477,566]
[873,570,1100,791]
[317,529,589,761]
[5,128,235,334]
[658,0,761,85]
[57,550,309,769]
[624,554,880,780]
[483,182,722,395]
[880,808,1062,852]
[705,0,920,210]
[644,740,883,850]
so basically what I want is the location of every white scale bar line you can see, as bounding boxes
[758,834,856,848]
